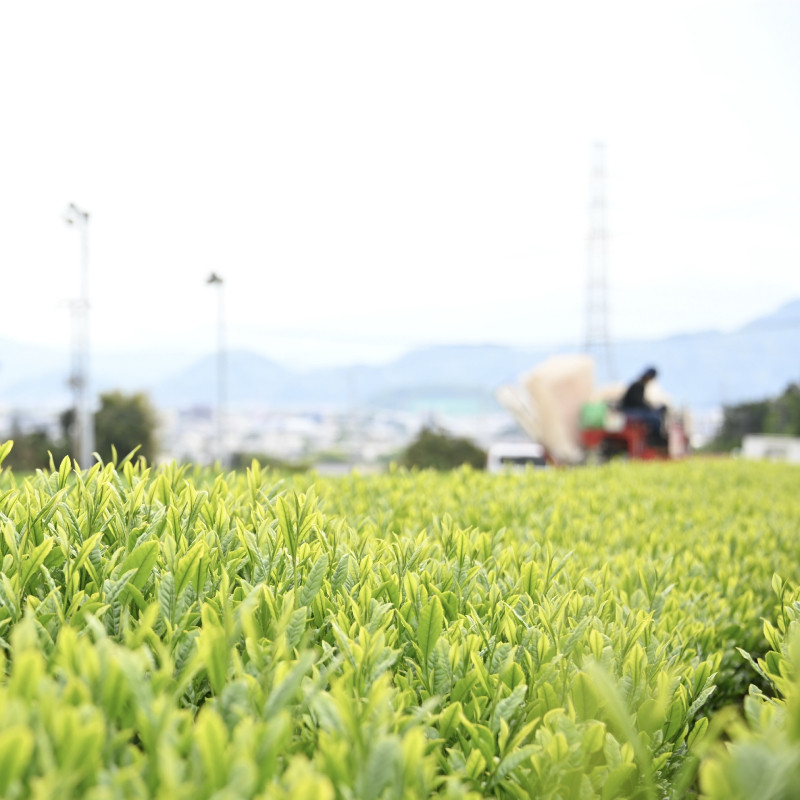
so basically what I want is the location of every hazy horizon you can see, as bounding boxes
[2,2,799,370]
[0,293,797,372]
[1,294,797,378]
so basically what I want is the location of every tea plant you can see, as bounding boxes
[0,440,797,798]
[698,577,800,800]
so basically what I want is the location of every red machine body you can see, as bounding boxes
[579,415,689,462]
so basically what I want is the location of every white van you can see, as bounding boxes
[486,442,547,472]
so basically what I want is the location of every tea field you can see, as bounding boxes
[0,440,798,799]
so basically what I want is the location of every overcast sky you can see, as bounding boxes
[1,1,798,368]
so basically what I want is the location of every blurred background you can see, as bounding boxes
[1,1,799,470]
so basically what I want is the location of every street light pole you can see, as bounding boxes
[63,203,94,468]
[206,272,226,466]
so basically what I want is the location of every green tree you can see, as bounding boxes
[399,426,486,470]
[764,383,800,435]
[94,391,158,464]
[3,426,67,472]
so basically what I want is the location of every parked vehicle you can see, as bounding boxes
[486,441,547,472]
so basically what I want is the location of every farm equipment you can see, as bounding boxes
[495,354,690,466]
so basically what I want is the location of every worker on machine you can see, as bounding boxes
[620,367,667,448]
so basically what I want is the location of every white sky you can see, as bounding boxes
[1,1,799,368]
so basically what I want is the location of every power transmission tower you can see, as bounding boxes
[584,141,615,382]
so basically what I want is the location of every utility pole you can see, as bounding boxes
[206,272,226,466]
[585,141,615,382]
[63,203,94,467]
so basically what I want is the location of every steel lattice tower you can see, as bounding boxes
[584,141,614,382]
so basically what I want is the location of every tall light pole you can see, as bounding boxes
[206,272,226,466]
[63,203,94,467]
[584,142,615,382]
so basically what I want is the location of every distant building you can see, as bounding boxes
[742,435,800,464]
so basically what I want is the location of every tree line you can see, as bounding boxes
[705,382,800,452]
[9,381,794,472]
[5,391,157,471]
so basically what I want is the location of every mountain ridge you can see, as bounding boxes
[1,300,798,413]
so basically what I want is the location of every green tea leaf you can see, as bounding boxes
[417,595,443,665]
[118,540,159,590]
[0,440,13,467]
[0,725,33,794]
[299,553,329,608]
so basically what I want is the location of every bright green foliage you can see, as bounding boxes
[699,578,800,799]
[0,444,798,798]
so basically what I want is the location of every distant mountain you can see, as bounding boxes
[152,350,292,407]
[741,298,800,332]
[153,301,800,412]
[1,300,799,414]
[0,344,201,410]
[606,300,799,409]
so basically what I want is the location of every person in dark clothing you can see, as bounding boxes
[620,367,667,447]
[620,366,658,410]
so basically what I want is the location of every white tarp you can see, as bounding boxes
[496,354,594,464]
